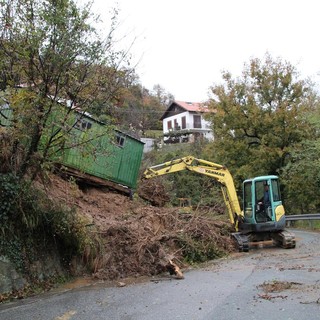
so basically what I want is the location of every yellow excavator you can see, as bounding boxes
[143,156,296,252]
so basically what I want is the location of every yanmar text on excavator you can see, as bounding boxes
[143,156,296,252]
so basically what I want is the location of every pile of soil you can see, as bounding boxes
[44,174,236,280]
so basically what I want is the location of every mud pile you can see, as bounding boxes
[45,175,236,280]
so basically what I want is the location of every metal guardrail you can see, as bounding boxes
[286,213,320,221]
[285,213,320,229]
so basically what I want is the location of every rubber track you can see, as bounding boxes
[277,229,296,249]
[232,233,249,252]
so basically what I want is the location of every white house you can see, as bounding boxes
[160,100,214,144]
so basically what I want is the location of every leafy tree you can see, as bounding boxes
[0,0,136,278]
[152,84,174,107]
[205,54,316,191]
[0,0,132,178]
[112,82,170,137]
[281,99,320,213]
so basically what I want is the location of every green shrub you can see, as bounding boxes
[0,173,102,274]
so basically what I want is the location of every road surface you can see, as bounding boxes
[1,229,320,320]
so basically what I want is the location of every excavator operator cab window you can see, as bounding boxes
[255,181,272,222]
[271,179,281,202]
[243,181,253,219]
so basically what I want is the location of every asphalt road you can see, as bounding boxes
[1,229,320,320]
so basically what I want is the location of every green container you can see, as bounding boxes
[61,126,144,190]
[0,105,144,191]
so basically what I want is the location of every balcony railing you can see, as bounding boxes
[167,122,211,133]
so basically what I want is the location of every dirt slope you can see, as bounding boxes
[44,175,236,280]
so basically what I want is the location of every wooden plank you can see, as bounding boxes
[56,165,132,196]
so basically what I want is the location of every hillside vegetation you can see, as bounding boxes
[2,0,320,302]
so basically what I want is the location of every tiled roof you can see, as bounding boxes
[174,100,209,112]
[160,100,211,120]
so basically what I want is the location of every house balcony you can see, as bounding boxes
[163,123,213,144]
[164,123,211,137]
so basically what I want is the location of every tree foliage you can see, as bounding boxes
[201,54,320,212]
[281,105,320,213]
[0,0,132,177]
[0,0,126,278]
[109,83,172,136]
[205,54,316,185]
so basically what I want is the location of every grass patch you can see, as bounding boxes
[290,220,320,230]
[144,130,163,139]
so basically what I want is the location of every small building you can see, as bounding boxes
[140,137,158,153]
[160,100,214,144]
[59,123,145,195]
[0,103,144,195]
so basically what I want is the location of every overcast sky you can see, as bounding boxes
[88,0,320,102]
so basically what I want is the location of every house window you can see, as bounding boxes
[181,116,186,129]
[167,120,172,130]
[116,133,125,147]
[75,117,92,130]
[174,119,179,130]
[193,115,202,128]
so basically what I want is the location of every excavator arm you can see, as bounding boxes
[143,156,243,230]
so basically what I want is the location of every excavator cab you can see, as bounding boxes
[242,176,286,233]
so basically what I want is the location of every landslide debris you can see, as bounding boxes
[138,178,171,207]
[43,174,236,280]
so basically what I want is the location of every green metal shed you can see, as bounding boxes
[0,104,144,194]
[60,124,144,192]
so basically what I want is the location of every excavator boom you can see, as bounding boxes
[143,156,243,229]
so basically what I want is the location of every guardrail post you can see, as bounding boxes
[309,220,313,229]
